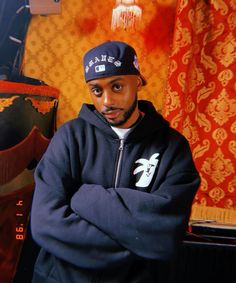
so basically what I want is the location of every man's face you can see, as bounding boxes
[87,75,142,128]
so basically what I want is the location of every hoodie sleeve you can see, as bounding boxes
[30,126,133,270]
[70,134,200,261]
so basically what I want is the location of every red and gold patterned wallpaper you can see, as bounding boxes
[23,0,176,126]
[164,0,236,223]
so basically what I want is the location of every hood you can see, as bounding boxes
[78,100,169,141]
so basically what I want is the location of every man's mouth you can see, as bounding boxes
[102,108,122,120]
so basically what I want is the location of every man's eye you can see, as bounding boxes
[112,84,122,92]
[92,88,102,96]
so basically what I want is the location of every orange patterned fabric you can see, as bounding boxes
[164,0,236,221]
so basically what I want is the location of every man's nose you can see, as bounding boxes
[103,91,114,106]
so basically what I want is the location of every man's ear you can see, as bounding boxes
[137,76,143,90]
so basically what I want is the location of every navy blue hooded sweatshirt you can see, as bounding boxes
[30,100,200,283]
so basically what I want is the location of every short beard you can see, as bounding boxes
[108,95,138,127]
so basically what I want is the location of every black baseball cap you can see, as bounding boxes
[83,41,146,85]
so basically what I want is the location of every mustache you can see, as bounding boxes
[101,106,122,114]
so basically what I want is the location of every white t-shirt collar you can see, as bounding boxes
[110,126,131,139]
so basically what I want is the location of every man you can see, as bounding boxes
[30,41,200,283]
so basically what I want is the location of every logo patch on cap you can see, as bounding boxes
[95,64,106,73]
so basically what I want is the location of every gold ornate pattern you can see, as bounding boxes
[229,140,236,158]
[177,72,187,92]
[185,95,195,113]
[196,82,215,103]
[230,1,236,10]
[195,111,211,132]
[228,11,236,29]
[169,59,178,74]
[177,0,188,14]
[201,148,234,185]
[182,49,193,64]
[192,139,210,160]
[200,48,218,74]
[209,187,225,203]
[213,32,236,67]
[189,60,205,92]
[231,121,236,133]
[212,0,229,15]
[164,0,236,216]
[228,176,236,193]
[164,83,181,116]
[0,96,19,112]
[199,175,208,192]
[212,128,227,146]
[218,69,233,86]
[172,18,192,55]
[25,97,58,114]
[182,116,199,144]
[170,112,183,129]
[191,1,210,34]
[203,23,224,45]
[206,88,236,126]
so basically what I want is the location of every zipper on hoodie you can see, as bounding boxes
[114,139,125,188]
